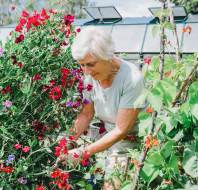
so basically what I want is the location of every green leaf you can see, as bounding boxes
[138,117,152,136]
[161,140,174,159]
[159,115,173,133]
[191,104,198,120]
[120,182,132,190]
[85,184,93,190]
[141,162,159,184]
[148,89,163,112]
[147,152,164,166]
[168,154,179,174]
[193,128,198,139]
[77,181,86,188]
[183,145,198,177]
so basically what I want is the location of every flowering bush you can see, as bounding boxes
[0,9,103,190]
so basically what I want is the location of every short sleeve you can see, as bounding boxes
[119,73,146,109]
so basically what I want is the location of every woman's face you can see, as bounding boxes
[78,53,109,81]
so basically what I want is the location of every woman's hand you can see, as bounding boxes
[54,147,84,168]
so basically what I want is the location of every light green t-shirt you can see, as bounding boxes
[83,60,146,132]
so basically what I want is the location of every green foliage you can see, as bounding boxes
[172,0,198,14]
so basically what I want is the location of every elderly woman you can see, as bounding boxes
[61,26,145,189]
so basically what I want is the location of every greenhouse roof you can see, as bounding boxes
[1,6,198,56]
[73,6,198,55]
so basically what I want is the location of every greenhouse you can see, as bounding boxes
[0,1,198,190]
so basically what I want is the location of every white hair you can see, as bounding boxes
[71,26,115,61]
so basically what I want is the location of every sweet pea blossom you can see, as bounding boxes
[14,143,22,150]
[6,154,15,165]
[18,177,27,184]
[0,47,3,57]
[2,100,12,108]
[22,146,30,153]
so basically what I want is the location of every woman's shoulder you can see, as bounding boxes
[120,60,143,84]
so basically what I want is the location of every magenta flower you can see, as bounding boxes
[0,47,3,57]
[22,146,30,153]
[2,100,12,108]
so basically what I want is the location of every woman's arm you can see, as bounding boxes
[72,102,94,139]
[85,108,140,155]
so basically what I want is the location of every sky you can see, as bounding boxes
[89,0,162,17]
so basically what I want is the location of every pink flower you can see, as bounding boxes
[22,146,30,153]
[2,100,12,108]
[21,10,29,17]
[144,56,152,65]
[73,152,79,159]
[58,138,67,147]
[0,47,3,57]
[64,15,74,25]
[32,74,42,81]
[76,28,81,33]
[14,143,21,150]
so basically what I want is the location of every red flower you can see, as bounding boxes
[32,74,42,81]
[86,84,93,91]
[49,80,56,86]
[15,24,23,32]
[144,56,152,65]
[182,25,192,34]
[35,185,46,190]
[19,18,27,26]
[58,138,67,147]
[69,135,75,141]
[54,146,62,157]
[49,9,57,14]
[99,126,106,134]
[22,10,29,17]
[18,62,23,68]
[15,34,25,43]
[51,169,61,178]
[1,85,12,95]
[82,151,90,160]
[0,165,14,173]
[73,152,79,159]
[61,68,70,76]
[145,135,159,149]
[146,107,153,113]
[22,146,30,153]
[76,28,81,33]
[14,143,21,150]
[81,159,88,167]
[64,15,74,25]
[49,86,62,100]
[40,8,50,20]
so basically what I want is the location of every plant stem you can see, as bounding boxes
[167,0,181,62]
[172,57,198,106]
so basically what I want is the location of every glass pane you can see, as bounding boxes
[80,25,113,33]
[149,6,186,17]
[100,7,121,19]
[111,25,146,52]
[143,24,183,53]
[84,7,121,20]
[0,27,13,44]
[182,23,198,53]
[173,6,187,17]
[85,7,101,19]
